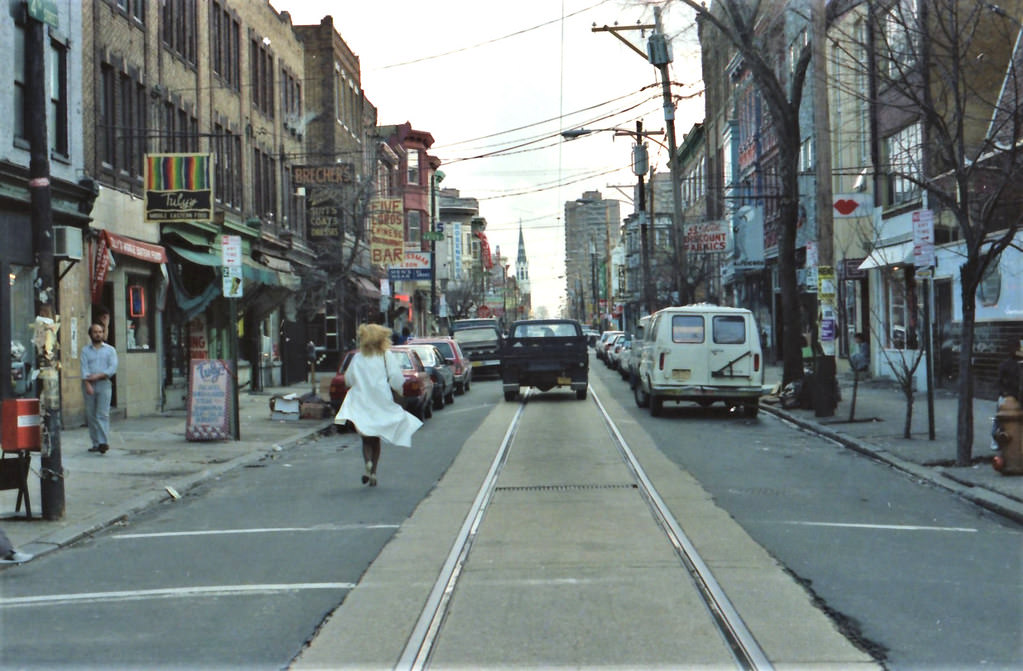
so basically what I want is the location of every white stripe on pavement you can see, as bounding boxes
[782,521,978,533]
[1,583,355,608]
[112,524,399,539]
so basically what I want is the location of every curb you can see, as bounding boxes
[760,404,1023,525]
[19,419,334,560]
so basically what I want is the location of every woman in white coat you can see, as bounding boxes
[335,323,423,486]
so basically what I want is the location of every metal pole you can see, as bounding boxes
[924,277,935,440]
[653,7,686,305]
[230,298,240,440]
[27,14,64,519]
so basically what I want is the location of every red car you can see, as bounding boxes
[328,350,358,412]
[389,346,435,420]
[408,336,472,394]
[329,348,434,421]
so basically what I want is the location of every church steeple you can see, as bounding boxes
[515,220,529,292]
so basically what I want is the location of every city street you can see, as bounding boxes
[1,356,1021,669]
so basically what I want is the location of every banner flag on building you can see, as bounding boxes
[144,153,213,222]
[475,231,493,269]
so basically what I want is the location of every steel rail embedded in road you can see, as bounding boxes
[591,388,774,671]
[399,388,773,670]
[398,395,527,670]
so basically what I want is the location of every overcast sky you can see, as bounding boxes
[270,0,703,316]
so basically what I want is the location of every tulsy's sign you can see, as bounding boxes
[144,154,213,222]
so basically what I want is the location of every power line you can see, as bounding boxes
[369,0,614,70]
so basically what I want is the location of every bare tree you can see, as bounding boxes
[671,0,859,386]
[831,0,1023,463]
[294,173,378,329]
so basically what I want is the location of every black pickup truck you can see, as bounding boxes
[499,319,589,401]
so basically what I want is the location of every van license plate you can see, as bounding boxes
[672,369,691,381]
[557,376,571,385]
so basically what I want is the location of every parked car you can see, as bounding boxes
[611,337,632,376]
[389,346,435,420]
[450,318,501,335]
[330,347,434,421]
[405,343,456,409]
[597,329,621,362]
[452,325,503,377]
[582,328,600,347]
[596,330,623,361]
[606,333,627,369]
[409,336,472,394]
[328,349,358,413]
[633,305,764,417]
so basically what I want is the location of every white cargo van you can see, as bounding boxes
[634,304,764,417]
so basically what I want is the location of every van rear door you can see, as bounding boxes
[707,313,757,384]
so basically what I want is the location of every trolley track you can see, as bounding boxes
[398,387,774,670]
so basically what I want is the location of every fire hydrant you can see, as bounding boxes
[993,396,1023,475]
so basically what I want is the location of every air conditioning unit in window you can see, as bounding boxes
[53,225,83,261]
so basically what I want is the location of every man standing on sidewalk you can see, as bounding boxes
[81,322,117,454]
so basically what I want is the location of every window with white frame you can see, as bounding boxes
[407,210,421,246]
[406,149,420,185]
[884,122,922,206]
[884,0,919,78]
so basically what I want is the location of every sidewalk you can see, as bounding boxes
[0,380,334,557]
[761,364,1023,523]
[2,368,1021,561]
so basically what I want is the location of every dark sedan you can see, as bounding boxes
[404,343,456,409]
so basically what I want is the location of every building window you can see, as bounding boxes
[250,36,274,118]
[213,122,241,209]
[47,37,69,156]
[882,266,918,349]
[211,2,240,90]
[99,65,115,164]
[13,24,26,142]
[407,150,420,185]
[407,210,422,246]
[884,123,922,207]
[281,67,302,135]
[884,0,919,79]
[161,0,197,65]
[253,147,277,221]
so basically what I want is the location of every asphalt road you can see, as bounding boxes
[592,357,1023,670]
[0,388,495,669]
[2,359,1020,669]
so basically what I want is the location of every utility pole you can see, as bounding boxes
[26,9,65,519]
[812,1,837,418]
[633,121,655,316]
[650,6,687,305]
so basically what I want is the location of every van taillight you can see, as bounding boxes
[754,353,760,371]
[658,352,666,370]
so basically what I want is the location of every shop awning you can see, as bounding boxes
[168,245,280,286]
[258,253,294,273]
[858,240,914,270]
[168,244,220,267]
[355,277,381,299]
[104,231,167,264]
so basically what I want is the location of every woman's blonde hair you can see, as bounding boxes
[357,323,392,356]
